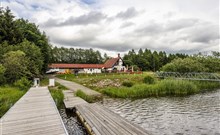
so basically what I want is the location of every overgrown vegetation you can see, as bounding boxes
[103,79,220,98]
[57,73,220,99]
[122,81,134,87]
[143,75,156,84]
[48,82,67,109]
[75,90,96,103]
[0,86,26,117]
[161,56,220,73]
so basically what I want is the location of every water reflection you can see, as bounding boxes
[100,90,220,135]
[59,109,88,135]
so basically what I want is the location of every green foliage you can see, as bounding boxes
[123,48,188,71]
[75,90,96,103]
[161,57,207,73]
[2,50,30,83]
[50,47,103,64]
[0,86,26,117]
[143,75,155,84]
[0,7,51,75]
[0,64,6,84]
[49,87,64,109]
[14,40,44,77]
[40,77,49,86]
[48,81,67,108]
[13,77,31,91]
[122,81,134,87]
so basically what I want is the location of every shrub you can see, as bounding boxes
[143,75,155,84]
[14,77,31,91]
[122,81,134,87]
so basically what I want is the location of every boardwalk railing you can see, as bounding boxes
[156,72,220,82]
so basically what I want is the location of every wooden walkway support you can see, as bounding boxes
[76,104,149,135]
[0,87,68,135]
[63,90,87,109]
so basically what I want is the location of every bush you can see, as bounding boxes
[143,75,155,84]
[122,81,134,87]
[14,77,31,91]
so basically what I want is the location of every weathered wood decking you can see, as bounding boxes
[63,90,87,109]
[55,77,102,97]
[76,104,149,135]
[0,87,68,135]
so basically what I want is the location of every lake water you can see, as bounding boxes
[100,89,220,135]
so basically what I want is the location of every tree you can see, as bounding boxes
[0,7,23,44]
[161,57,207,73]
[2,50,30,83]
[14,40,44,77]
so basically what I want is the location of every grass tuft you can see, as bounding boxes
[75,90,97,103]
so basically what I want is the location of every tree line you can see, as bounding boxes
[50,47,103,64]
[123,49,188,71]
[0,7,51,85]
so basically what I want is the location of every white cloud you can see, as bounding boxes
[2,0,219,56]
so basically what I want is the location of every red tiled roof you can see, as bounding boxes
[48,57,120,69]
[104,57,119,68]
[48,63,105,69]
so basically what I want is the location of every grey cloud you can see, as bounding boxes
[165,18,198,31]
[60,11,106,25]
[42,11,106,27]
[135,22,164,36]
[189,24,219,43]
[116,7,139,19]
[120,22,135,28]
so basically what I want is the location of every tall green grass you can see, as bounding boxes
[103,79,220,99]
[48,82,67,109]
[0,86,26,117]
[75,90,96,103]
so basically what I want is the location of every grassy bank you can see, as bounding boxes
[75,90,96,103]
[0,86,26,117]
[57,72,152,92]
[56,73,220,99]
[48,82,68,109]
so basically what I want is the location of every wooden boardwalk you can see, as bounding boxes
[63,90,87,109]
[0,87,68,135]
[55,77,102,97]
[76,104,149,135]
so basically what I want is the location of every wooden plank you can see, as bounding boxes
[63,90,88,109]
[0,87,68,135]
[76,104,149,135]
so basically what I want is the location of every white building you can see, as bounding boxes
[47,54,127,74]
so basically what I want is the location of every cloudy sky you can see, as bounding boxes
[2,0,219,56]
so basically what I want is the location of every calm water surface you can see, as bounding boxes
[100,90,220,135]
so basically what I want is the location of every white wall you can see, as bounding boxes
[84,68,102,74]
